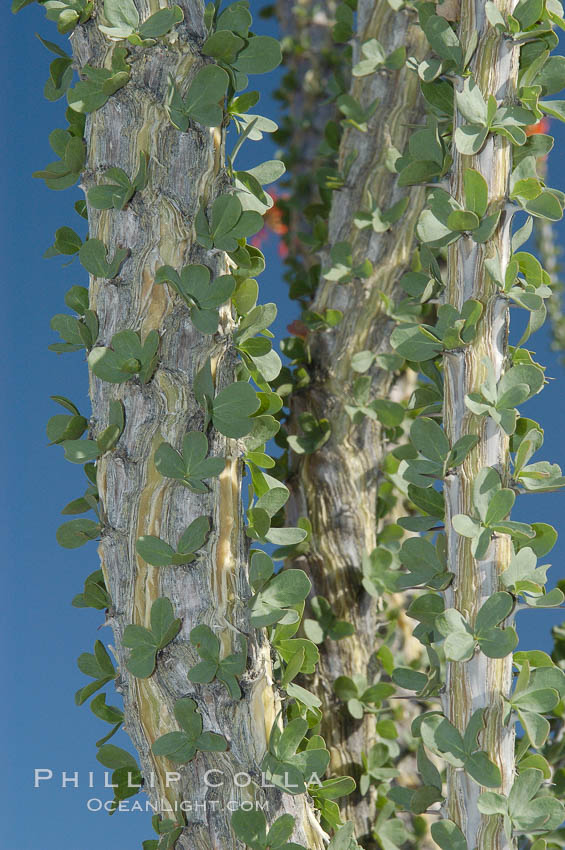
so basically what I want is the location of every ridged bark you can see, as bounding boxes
[443,1,517,846]
[281,0,429,839]
[72,5,324,848]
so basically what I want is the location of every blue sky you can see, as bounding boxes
[2,7,565,850]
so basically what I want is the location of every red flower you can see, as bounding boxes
[287,320,308,338]
[250,190,289,252]
[525,118,550,136]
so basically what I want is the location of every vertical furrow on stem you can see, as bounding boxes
[281,0,429,837]
[443,1,518,846]
[69,11,325,849]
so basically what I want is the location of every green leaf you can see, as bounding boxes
[231,809,267,847]
[47,225,82,256]
[190,624,220,662]
[151,597,180,647]
[57,518,100,548]
[478,626,518,658]
[328,823,358,850]
[88,330,158,385]
[152,731,196,763]
[203,30,245,64]
[47,412,88,443]
[410,417,449,463]
[287,413,331,455]
[514,0,544,28]
[266,813,296,848]
[124,643,158,678]
[96,744,138,770]
[392,667,428,692]
[525,189,563,220]
[477,791,507,816]
[250,568,311,627]
[463,168,489,217]
[202,194,264,252]
[233,35,282,74]
[122,598,180,678]
[475,592,514,632]
[456,77,488,124]
[212,381,260,438]
[67,49,130,112]
[423,15,463,67]
[260,570,311,609]
[12,0,36,12]
[447,434,478,468]
[154,431,224,492]
[454,124,489,155]
[177,516,210,557]
[465,751,502,787]
[246,160,286,187]
[513,688,559,713]
[249,551,275,591]
[103,0,139,31]
[391,323,443,361]
[196,732,228,753]
[519,710,551,747]
[400,537,448,586]
[534,55,565,95]
[484,488,515,526]
[447,209,480,231]
[136,536,175,567]
[420,714,466,766]
[509,768,544,815]
[138,5,183,38]
[235,302,277,344]
[79,239,128,279]
[62,439,101,464]
[167,65,229,129]
[443,630,476,662]
[431,820,468,850]
[91,693,123,725]
[540,98,565,122]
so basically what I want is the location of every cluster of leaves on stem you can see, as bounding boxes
[20,0,368,843]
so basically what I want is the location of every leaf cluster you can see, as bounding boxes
[88,329,159,384]
[155,264,235,334]
[95,744,142,810]
[391,299,483,361]
[194,357,261,438]
[478,769,564,839]
[99,0,183,44]
[67,47,131,114]
[303,596,354,644]
[136,516,210,567]
[261,715,330,795]
[123,597,181,678]
[452,467,534,558]
[333,674,395,719]
[419,709,502,787]
[187,625,247,700]
[75,640,116,705]
[49,286,98,354]
[231,809,306,850]
[248,552,311,627]
[154,431,224,493]
[435,592,518,662]
[88,152,148,210]
[151,698,227,763]
[465,357,545,434]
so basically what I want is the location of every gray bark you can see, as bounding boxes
[280,0,429,841]
[72,5,325,848]
[443,1,517,846]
